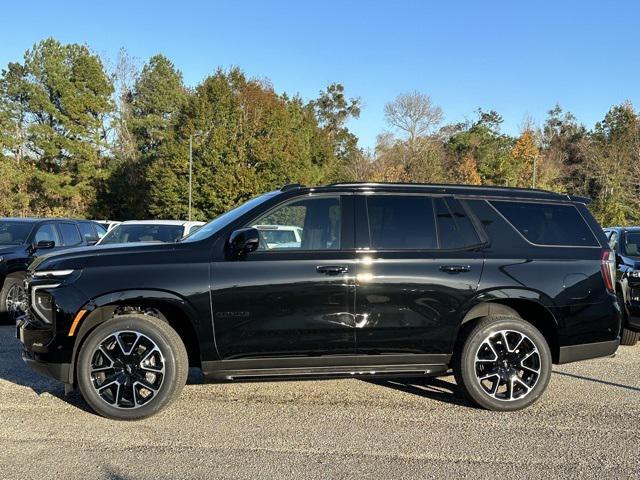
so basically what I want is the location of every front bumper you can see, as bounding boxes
[17,314,71,383]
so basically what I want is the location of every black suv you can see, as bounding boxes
[0,218,106,319]
[603,226,640,345]
[18,183,620,420]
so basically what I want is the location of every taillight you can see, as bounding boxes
[601,249,616,293]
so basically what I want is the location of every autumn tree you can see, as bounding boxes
[0,38,114,216]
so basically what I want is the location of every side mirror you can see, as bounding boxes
[228,228,260,257]
[85,236,99,246]
[33,240,55,251]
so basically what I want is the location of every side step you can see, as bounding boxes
[202,354,451,381]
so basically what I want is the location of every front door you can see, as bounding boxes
[211,194,356,359]
[354,194,484,355]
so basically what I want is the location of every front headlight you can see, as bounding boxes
[32,284,59,324]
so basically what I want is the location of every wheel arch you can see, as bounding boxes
[459,296,560,363]
[69,289,203,386]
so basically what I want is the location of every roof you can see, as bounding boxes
[117,220,206,226]
[281,182,591,204]
[0,217,96,223]
[606,226,640,231]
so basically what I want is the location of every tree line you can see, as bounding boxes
[1,38,639,226]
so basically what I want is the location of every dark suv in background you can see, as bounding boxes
[18,183,620,420]
[603,226,640,345]
[0,218,106,319]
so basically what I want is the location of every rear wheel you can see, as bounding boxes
[77,314,188,420]
[1,272,28,319]
[453,315,552,411]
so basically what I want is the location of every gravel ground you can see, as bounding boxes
[0,325,638,479]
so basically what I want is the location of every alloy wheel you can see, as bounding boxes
[474,329,542,401]
[90,330,165,409]
[6,284,28,319]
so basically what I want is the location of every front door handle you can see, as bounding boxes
[316,265,349,275]
[439,265,471,274]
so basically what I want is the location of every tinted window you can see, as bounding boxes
[78,222,96,242]
[623,232,640,258]
[100,224,185,244]
[94,223,108,238]
[490,201,598,247]
[34,224,59,244]
[435,198,480,249]
[252,196,341,250]
[367,195,436,250]
[0,221,33,245]
[59,223,82,246]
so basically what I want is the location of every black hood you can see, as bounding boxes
[30,242,178,272]
[0,244,28,256]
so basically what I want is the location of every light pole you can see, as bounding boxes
[188,134,193,221]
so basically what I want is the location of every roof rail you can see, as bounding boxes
[327,181,556,195]
[280,183,305,191]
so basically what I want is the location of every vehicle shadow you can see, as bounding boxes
[0,326,205,415]
[553,370,640,393]
[363,376,477,408]
[0,326,96,413]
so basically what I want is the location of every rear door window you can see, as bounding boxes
[58,223,82,246]
[490,201,598,247]
[366,195,437,250]
[435,198,480,249]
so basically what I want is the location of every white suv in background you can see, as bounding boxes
[97,220,205,245]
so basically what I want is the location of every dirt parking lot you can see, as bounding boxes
[0,325,638,479]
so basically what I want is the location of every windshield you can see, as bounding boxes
[100,224,185,244]
[623,232,640,258]
[181,192,279,243]
[0,221,33,245]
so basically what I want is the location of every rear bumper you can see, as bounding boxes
[557,338,620,364]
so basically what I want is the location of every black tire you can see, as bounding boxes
[620,328,639,347]
[453,314,552,411]
[0,272,27,315]
[76,314,188,420]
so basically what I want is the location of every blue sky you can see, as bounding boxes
[2,1,639,149]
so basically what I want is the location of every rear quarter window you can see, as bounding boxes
[490,200,598,247]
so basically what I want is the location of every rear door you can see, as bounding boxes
[353,193,484,355]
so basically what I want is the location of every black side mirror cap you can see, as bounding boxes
[32,240,55,251]
[228,228,260,257]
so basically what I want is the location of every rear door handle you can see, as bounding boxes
[316,265,349,275]
[439,265,471,273]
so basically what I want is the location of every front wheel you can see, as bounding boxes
[453,315,552,411]
[1,272,28,319]
[620,328,639,346]
[77,314,188,420]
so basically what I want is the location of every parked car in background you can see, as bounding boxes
[253,224,303,248]
[18,183,620,420]
[92,220,121,233]
[0,218,105,318]
[97,220,205,245]
[603,226,640,345]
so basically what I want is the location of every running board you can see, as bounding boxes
[202,354,451,381]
